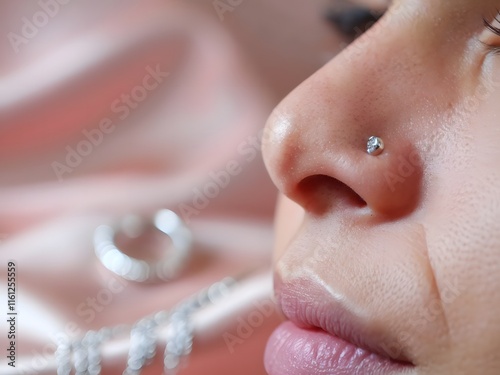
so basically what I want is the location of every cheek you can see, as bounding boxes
[274,195,305,263]
[427,172,500,363]
[424,85,500,359]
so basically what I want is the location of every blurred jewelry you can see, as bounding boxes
[84,331,103,375]
[54,277,236,375]
[124,318,158,375]
[162,279,231,374]
[94,209,192,283]
[56,331,103,375]
[55,337,72,375]
[73,338,89,375]
[163,305,194,374]
[367,136,384,156]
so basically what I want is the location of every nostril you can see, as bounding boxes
[296,175,367,215]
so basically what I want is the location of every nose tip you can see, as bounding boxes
[262,106,423,218]
[262,108,295,195]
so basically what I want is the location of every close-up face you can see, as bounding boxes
[263,0,500,374]
[4,0,500,374]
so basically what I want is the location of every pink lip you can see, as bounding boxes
[264,277,414,375]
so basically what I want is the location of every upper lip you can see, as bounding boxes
[274,274,414,365]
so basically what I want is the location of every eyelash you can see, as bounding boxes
[483,11,500,54]
[484,12,500,35]
[327,7,500,56]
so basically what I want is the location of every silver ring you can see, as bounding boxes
[94,209,192,283]
[367,136,385,156]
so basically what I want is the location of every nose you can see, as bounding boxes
[262,28,426,218]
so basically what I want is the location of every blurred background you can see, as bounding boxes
[0,0,349,373]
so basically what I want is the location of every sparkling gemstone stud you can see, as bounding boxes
[366,136,384,156]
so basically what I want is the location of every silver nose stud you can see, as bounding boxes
[367,136,384,156]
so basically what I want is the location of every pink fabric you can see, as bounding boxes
[0,1,279,374]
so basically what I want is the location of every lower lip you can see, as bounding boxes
[265,321,410,375]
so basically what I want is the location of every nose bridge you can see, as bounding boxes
[265,31,403,181]
[263,14,433,216]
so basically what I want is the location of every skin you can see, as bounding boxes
[263,0,500,374]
